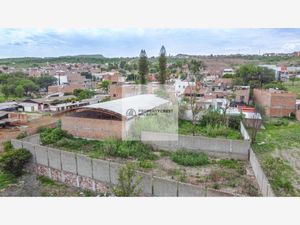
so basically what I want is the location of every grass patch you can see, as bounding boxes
[178,120,242,140]
[284,80,300,98]
[252,118,300,196]
[262,156,297,196]
[38,176,57,186]
[0,171,17,190]
[171,150,210,166]
[252,118,300,154]
[217,159,246,175]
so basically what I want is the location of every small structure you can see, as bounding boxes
[253,88,296,117]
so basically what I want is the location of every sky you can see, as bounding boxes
[1,28,300,58]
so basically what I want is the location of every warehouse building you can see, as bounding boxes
[61,94,170,140]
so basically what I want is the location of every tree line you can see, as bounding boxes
[0,72,57,99]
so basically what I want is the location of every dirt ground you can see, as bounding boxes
[0,173,100,197]
[0,115,60,151]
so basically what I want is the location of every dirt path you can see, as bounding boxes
[0,115,59,151]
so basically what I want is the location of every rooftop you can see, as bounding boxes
[85,94,170,119]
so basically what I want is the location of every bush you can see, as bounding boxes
[112,163,142,197]
[0,149,32,176]
[228,115,243,130]
[200,111,225,127]
[218,159,245,175]
[16,131,28,139]
[3,141,13,152]
[171,150,210,166]
[40,127,73,145]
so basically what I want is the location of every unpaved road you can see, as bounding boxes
[0,115,59,151]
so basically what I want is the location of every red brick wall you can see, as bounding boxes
[48,84,85,94]
[253,89,296,117]
[61,116,125,139]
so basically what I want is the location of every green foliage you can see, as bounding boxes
[235,64,275,88]
[100,80,110,92]
[40,127,73,145]
[41,128,157,161]
[16,131,28,139]
[35,75,57,91]
[263,81,288,91]
[0,148,32,176]
[218,159,245,175]
[262,156,296,196]
[222,74,235,78]
[73,89,95,100]
[138,160,155,169]
[138,49,149,84]
[0,171,17,190]
[179,119,242,140]
[200,111,226,127]
[171,150,210,166]
[3,141,13,152]
[112,163,142,197]
[38,175,56,186]
[158,45,167,84]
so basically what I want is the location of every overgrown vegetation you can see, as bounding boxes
[40,127,157,161]
[112,163,142,197]
[252,118,300,196]
[171,151,210,166]
[0,172,17,190]
[0,148,31,176]
[179,119,242,139]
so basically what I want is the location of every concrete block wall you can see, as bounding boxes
[141,132,250,160]
[12,136,238,197]
[249,149,274,197]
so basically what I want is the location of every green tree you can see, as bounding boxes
[100,80,110,92]
[15,85,25,98]
[235,64,275,88]
[158,46,167,84]
[112,163,142,197]
[36,75,57,91]
[138,49,149,84]
[1,85,9,98]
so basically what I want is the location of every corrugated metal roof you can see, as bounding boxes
[85,94,169,119]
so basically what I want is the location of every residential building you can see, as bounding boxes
[253,88,296,117]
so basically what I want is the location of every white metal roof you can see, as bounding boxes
[85,94,169,119]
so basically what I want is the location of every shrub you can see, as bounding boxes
[138,160,155,169]
[0,149,32,176]
[3,141,13,152]
[218,159,245,175]
[228,115,243,130]
[171,150,210,166]
[112,163,142,197]
[16,131,28,139]
[200,111,225,127]
[40,127,72,145]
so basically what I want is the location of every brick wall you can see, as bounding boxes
[253,89,296,117]
[61,116,125,139]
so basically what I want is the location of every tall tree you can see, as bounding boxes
[138,49,149,84]
[158,45,167,84]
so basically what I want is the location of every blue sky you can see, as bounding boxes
[1,28,300,58]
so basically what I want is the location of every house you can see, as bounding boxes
[253,88,296,117]
[233,86,250,105]
[17,102,39,112]
[0,102,19,111]
[61,94,170,140]
[174,79,195,97]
